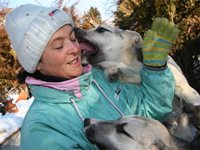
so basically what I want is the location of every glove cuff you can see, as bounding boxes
[144,63,167,71]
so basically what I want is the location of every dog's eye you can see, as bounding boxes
[95,27,109,33]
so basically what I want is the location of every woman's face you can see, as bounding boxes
[37,25,83,79]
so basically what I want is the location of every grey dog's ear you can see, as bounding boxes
[126,30,143,48]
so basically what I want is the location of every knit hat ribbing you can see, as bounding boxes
[5,4,74,73]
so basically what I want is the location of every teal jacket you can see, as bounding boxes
[20,66,175,150]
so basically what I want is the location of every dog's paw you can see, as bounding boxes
[105,66,120,82]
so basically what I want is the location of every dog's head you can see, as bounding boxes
[83,116,175,150]
[163,112,198,143]
[162,97,200,143]
[184,103,200,130]
[74,25,143,65]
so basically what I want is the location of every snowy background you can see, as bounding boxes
[0,97,34,149]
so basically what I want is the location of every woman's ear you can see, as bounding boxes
[36,62,42,72]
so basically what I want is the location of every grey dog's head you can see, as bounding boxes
[84,118,122,150]
[74,25,143,66]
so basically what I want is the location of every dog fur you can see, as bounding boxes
[74,25,200,149]
[75,25,200,106]
[84,116,178,150]
[161,97,200,149]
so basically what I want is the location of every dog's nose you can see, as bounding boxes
[74,27,87,37]
[84,118,91,127]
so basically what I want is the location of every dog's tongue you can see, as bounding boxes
[80,42,96,52]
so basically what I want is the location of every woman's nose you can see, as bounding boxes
[67,41,80,54]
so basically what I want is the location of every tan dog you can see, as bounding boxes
[75,25,200,149]
[75,25,200,106]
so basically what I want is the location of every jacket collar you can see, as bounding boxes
[26,65,93,99]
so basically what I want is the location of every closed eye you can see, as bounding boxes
[95,27,111,33]
[54,46,63,50]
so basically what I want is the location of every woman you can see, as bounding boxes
[5,4,176,150]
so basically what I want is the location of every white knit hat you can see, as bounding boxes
[5,4,74,73]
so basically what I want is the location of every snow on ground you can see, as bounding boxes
[0,97,34,144]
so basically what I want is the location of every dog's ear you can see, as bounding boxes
[125,30,143,48]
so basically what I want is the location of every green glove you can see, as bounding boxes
[143,17,180,67]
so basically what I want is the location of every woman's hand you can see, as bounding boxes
[143,18,180,67]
